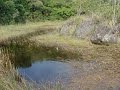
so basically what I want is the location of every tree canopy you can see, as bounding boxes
[0,0,77,25]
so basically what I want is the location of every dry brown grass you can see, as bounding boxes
[0,21,62,41]
[31,33,120,61]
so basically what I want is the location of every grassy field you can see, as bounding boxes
[0,21,62,41]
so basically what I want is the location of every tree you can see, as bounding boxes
[0,0,77,24]
[14,4,26,23]
[0,0,16,25]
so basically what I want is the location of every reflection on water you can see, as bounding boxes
[18,60,73,85]
[10,45,78,69]
[0,38,81,69]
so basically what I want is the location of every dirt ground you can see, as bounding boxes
[64,59,120,90]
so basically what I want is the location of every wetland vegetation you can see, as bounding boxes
[0,0,120,90]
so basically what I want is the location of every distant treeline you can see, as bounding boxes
[0,0,77,25]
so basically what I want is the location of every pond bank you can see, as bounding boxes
[0,21,61,64]
[31,33,120,61]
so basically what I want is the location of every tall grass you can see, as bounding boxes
[0,21,62,41]
[0,67,62,90]
[0,62,63,90]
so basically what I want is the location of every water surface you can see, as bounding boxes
[18,60,73,86]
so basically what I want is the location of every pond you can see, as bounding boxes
[2,42,75,87]
[1,40,120,90]
[18,60,73,86]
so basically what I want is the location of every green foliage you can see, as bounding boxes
[0,0,16,24]
[0,0,77,25]
[2,0,120,25]
[51,7,76,20]
[14,4,26,23]
[27,0,77,21]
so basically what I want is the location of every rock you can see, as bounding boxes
[116,24,120,33]
[59,19,75,36]
[74,18,94,39]
[59,16,118,45]
[59,17,95,38]
[114,24,120,43]
[59,24,73,36]
[90,24,118,45]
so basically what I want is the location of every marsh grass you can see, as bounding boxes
[0,21,62,41]
[0,1,120,88]
[0,20,120,90]
[31,33,120,61]
[0,52,63,90]
[0,35,66,90]
[31,33,90,48]
[0,60,64,90]
[0,61,29,90]
[0,21,63,90]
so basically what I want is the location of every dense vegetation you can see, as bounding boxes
[0,0,77,25]
[0,0,120,25]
